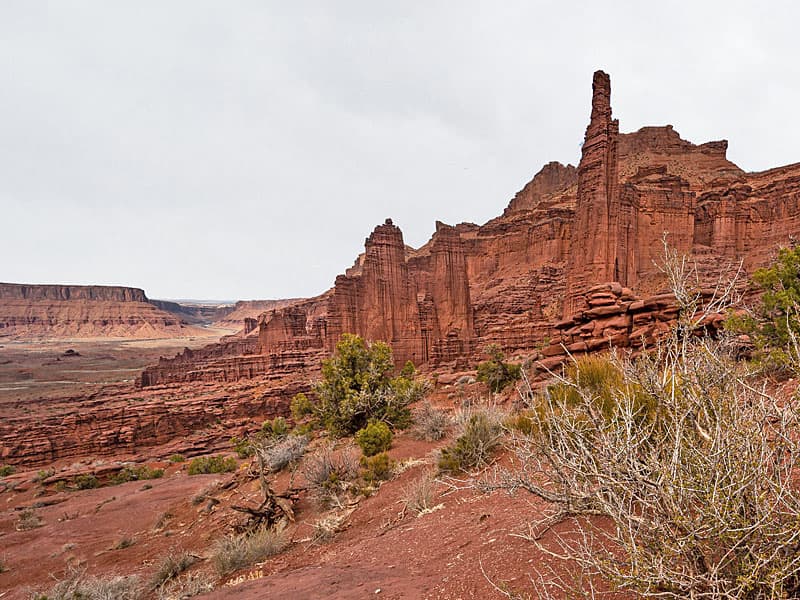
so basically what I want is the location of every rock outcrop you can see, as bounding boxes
[0,283,207,339]
[135,70,800,389]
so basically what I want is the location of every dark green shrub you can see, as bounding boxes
[312,334,425,435]
[290,393,314,420]
[231,436,253,458]
[355,421,393,456]
[261,417,288,439]
[476,344,522,393]
[360,452,395,485]
[438,412,502,473]
[168,454,186,463]
[727,244,800,372]
[0,464,15,477]
[187,455,237,476]
[112,464,164,485]
[72,474,100,490]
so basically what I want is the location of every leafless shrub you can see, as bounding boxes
[301,443,360,506]
[488,251,800,598]
[253,434,308,474]
[149,550,195,589]
[33,566,142,600]
[411,402,451,441]
[211,526,287,575]
[402,469,441,515]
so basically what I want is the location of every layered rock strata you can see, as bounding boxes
[132,70,800,385]
[0,283,205,339]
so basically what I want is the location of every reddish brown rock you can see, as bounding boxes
[0,283,206,339]
[136,70,800,408]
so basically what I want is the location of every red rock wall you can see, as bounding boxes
[0,283,204,339]
[140,70,800,388]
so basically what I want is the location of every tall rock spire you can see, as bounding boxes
[565,70,621,314]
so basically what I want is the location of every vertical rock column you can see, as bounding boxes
[566,70,621,314]
[428,222,474,362]
[326,219,423,364]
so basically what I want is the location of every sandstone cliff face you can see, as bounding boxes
[0,283,205,339]
[12,69,800,466]
[0,283,148,302]
[141,70,800,388]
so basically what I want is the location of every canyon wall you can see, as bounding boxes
[0,283,205,339]
[141,70,800,387]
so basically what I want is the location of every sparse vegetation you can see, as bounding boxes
[0,464,15,477]
[187,455,237,476]
[438,410,503,473]
[359,452,395,485]
[211,526,287,575]
[476,344,522,393]
[31,566,141,600]
[16,508,43,530]
[153,511,174,531]
[168,453,186,463]
[311,513,348,544]
[311,334,426,435]
[355,420,393,456]
[261,416,289,438]
[155,572,214,599]
[112,464,164,485]
[150,550,195,589]
[302,443,360,505]
[33,468,55,483]
[290,392,314,420]
[411,401,451,441]
[230,436,253,458]
[491,248,800,599]
[402,469,440,515]
[71,473,99,490]
[113,536,135,550]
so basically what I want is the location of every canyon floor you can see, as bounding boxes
[0,362,573,600]
[0,329,235,405]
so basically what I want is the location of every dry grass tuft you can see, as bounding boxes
[149,550,195,589]
[211,526,287,576]
[33,566,142,600]
[402,469,441,515]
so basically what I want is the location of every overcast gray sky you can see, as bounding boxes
[2,1,799,300]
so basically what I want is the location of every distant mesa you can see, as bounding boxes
[0,282,208,340]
